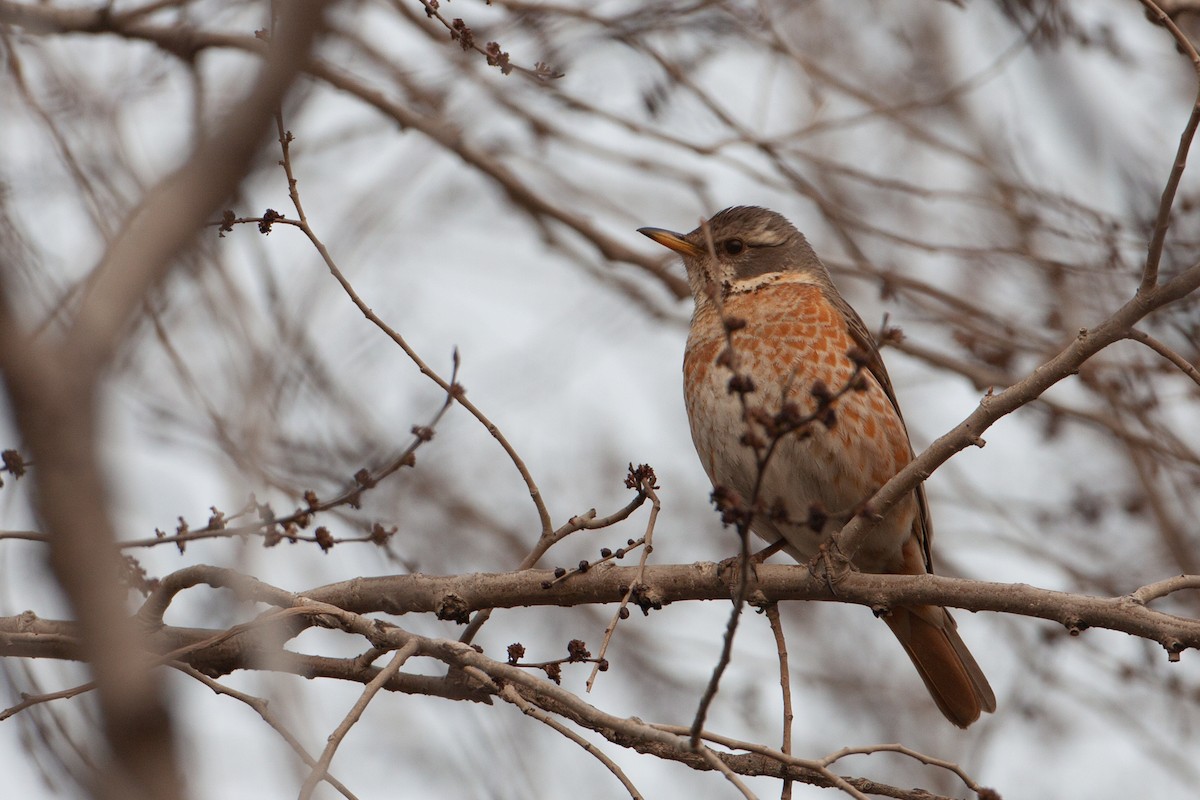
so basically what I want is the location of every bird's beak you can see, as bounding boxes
[637,227,704,258]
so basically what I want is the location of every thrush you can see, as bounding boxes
[639,206,995,728]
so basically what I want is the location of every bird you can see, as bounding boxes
[638,206,995,728]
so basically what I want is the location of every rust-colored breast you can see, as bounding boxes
[682,280,916,568]
[685,282,870,421]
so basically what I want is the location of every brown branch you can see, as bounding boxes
[890,336,1200,466]
[2,599,966,800]
[103,561,1200,662]
[298,642,419,800]
[183,592,925,795]
[408,619,931,798]
[764,604,794,800]
[1127,327,1200,388]
[0,678,97,723]
[819,743,989,798]
[649,724,885,800]
[586,471,660,690]
[172,665,361,800]
[1137,0,1200,292]
[2,565,1112,799]
[498,684,646,799]
[1131,574,1200,605]
[328,566,1200,656]
[267,119,555,539]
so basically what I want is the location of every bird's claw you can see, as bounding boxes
[807,541,854,593]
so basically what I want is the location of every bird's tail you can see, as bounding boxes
[882,605,996,728]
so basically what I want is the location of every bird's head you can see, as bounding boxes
[638,206,827,302]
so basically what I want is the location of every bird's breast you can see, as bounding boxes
[682,281,915,565]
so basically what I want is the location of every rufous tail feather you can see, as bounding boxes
[882,605,996,728]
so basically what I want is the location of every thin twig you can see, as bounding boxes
[521,479,651,570]
[586,474,660,691]
[116,366,457,553]
[1127,327,1200,389]
[1131,574,1200,605]
[298,641,419,800]
[409,0,560,80]
[174,664,361,800]
[700,747,762,800]
[458,474,649,646]
[763,604,793,800]
[820,742,987,796]
[0,679,96,722]
[270,116,554,540]
[652,723,870,800]
[1137,0,1200,292]
[499,684,644,799]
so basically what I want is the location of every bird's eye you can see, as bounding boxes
[723,238,745,255]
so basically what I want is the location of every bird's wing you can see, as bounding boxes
[823,284,935,574]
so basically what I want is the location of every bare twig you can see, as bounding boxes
[763,604,794,800]
[586,471,660,690]
[458,469,650,646]
[1127,327,1200,388]
[820,742,987,797]
[174,665,361,800]
[0,679,96,723]
[408,0,561,79]
[298,641,419,800]
[268,117,554,538]
[1131,574,1200,605]
[1137,0,1200,292]
[499,684,645,799]
[652,723,871,800]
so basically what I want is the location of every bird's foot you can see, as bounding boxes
[808,541,854,593]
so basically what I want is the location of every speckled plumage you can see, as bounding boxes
[639,206,995,728]
[683,277,917,572]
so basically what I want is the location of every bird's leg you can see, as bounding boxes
[754,538,788,561]
[717,538,786,581]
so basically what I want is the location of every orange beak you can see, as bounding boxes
[637,226,705,258]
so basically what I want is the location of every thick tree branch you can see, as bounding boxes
[105,561,1200,662]
[0,582,983,800]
